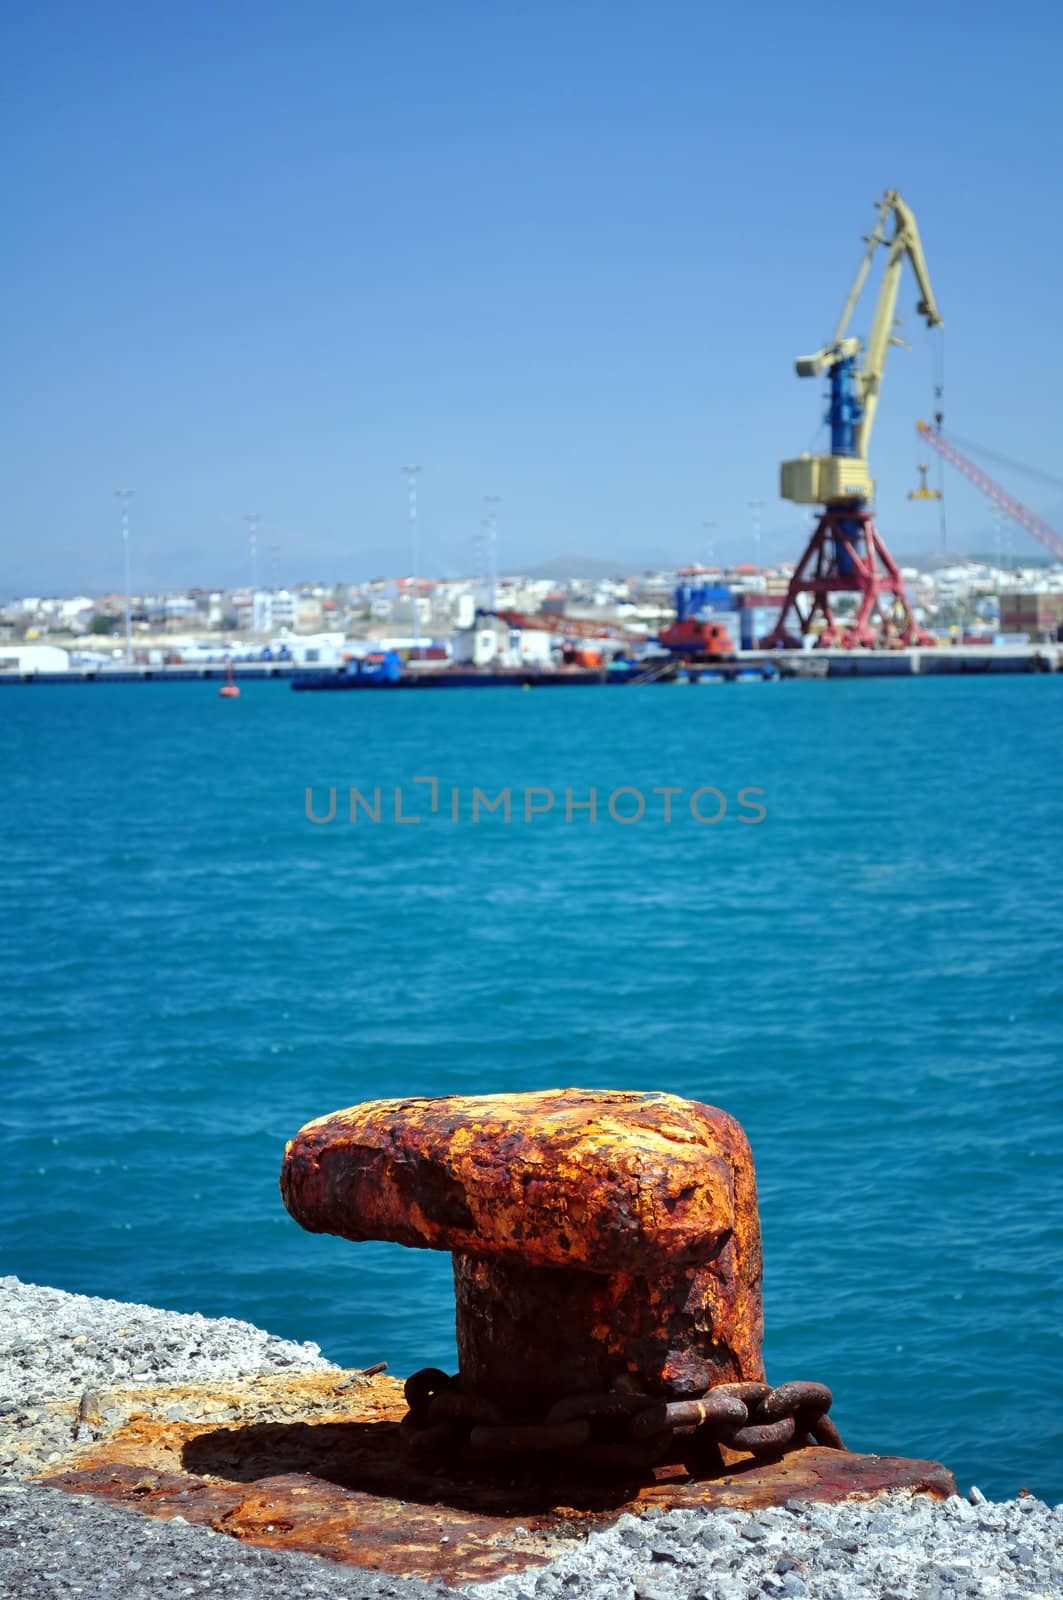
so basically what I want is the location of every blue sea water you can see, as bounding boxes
[1,676,1061,1501]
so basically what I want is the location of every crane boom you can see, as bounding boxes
[916,422,1063,564]
[782,190,941,507]
[857,192,941,460]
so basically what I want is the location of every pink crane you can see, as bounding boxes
[916,421,1063,564]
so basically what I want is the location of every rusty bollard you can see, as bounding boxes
[281,1088,841,1464]
[282,1090,761,1396]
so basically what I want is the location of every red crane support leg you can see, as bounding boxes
[763,508,932,649]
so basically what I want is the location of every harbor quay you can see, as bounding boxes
[5,556,1062,691]
[0,643,1058,686]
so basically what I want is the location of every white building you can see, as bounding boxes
[453,617,554,668]
[252,590,297,633]
[281,631,345,665]
[0,644,70,674]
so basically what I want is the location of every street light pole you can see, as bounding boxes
[701,520,718,570]
[484,496,501,614]
[749,500,764,576]
[245,513,260,588]
[114,489,134,664]
[245,514,260,638]
[402,466,422,658]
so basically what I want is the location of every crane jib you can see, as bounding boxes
[916,423,1063,566]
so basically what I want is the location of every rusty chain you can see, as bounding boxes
[399,1368,846,1466]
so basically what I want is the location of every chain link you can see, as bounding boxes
[399,1368,846,1464]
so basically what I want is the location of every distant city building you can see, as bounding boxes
[251,590,296,633]
[5,552,1063,659]
[1001,591,1063,641]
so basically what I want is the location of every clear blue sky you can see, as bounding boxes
[3,0,1061,593]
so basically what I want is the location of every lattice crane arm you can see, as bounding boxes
[916,422,1063,564]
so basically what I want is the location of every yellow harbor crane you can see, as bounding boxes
[767,190,944,648]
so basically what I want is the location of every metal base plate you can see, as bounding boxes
[42,1371,957,1588]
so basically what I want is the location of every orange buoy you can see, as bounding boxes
[219,660,241,698]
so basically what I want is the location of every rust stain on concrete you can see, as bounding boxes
[42,1370,956,1587]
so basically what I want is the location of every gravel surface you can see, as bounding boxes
[475,1494,1063,1600]
[2,1278,1061,1599]
[0,1481,446,1599]
[0,1275,340,1481]
[0,1276,334,1403]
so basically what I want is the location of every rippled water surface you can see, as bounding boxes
[2,676,1061,1499]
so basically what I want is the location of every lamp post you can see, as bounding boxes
[402,466,422,658]
[245,513,260,588]
[483,496,501,614]
[701,520,718,571]
[749,500,763,576]
[114,489,134,664]
[245,514,260,637]
[472,524,486,601]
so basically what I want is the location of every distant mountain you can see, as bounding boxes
[522,554,637,580]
